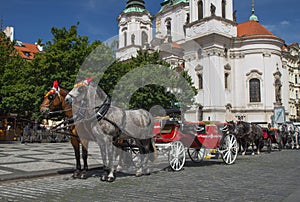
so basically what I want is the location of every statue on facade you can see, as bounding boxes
[233,10,237,22]
[210,3,216,16]
[275,78,282,104]
[131,34,135,45]
[273,64,282,105]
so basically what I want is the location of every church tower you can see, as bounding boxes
[116,0,153,61]
[183,0,237,121]
[186,0,236,39]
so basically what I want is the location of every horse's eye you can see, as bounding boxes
[77,86,85,93]
[48,94,54,100]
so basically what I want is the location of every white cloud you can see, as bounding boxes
[280,20,290,26]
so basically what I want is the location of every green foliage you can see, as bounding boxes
[0,26,197,121]
[0,25,106,119]
[101,50,197,112]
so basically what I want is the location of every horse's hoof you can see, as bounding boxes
[143,168,151,175]
[116,165,122,172]
[107,177,115,183]
[135,172,142,177]
[80,172,87,179]
[100,175,108,182]
[72,170,81,179]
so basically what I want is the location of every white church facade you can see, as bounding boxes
[116,0,289,124]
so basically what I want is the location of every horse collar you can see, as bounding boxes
[95,97,111,121]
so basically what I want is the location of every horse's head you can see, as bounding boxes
[236,121,246,137]
[65,78,94,106]
[40,80,67,115]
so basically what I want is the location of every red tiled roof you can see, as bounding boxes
[237,20,281,40]
[14,42,41,59]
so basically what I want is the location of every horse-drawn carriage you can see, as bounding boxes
[153,119,238,171]
[261,126,283,153]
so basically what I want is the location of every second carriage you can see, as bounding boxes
[153,119,238,171]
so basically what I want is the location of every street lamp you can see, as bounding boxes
[165,87,182,120]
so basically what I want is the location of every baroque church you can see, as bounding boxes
[116,0,288,124]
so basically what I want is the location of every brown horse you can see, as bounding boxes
[40,80,89,179]
[236,121,264,155]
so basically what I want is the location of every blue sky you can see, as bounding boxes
[1,0,299,45]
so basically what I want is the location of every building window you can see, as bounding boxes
[295,75,298,84]
[124,32,127,47]
[198,1,203,20]
[222,0,226,18]
[142,31,148,47]
[225,73,229,89]
[249,78,261,102]
[166,21,171,35]
[198,74,203,90]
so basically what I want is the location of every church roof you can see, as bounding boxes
[123,0,146,13]
[159,0,189,13]
[237,20,281,40]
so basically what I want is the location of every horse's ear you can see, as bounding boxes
[53,80,59,89]
[85,77,93,84]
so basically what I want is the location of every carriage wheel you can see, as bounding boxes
[219,134,238,165]
[187,147,206,163]
[267,138,272,153]
[168,141,186,171]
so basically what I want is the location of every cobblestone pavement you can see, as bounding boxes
[0,142,299,201]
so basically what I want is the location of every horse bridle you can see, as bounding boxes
[71,81,125,139]
[41,88,71,114]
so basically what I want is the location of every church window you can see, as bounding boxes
[225,73,229,89]
[198,1,203,20]
[124,32,127,47]
[222,0,226,18]
[142,31,148,47]
[198,73,203,90]
[166,20,171,36]
[249,78,261,102]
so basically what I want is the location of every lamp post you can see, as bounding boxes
[165,87,182,120]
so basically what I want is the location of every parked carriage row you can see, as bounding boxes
[152,119,300,171]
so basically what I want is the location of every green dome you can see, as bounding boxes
[249,13,259,22]
[123,0,146,13]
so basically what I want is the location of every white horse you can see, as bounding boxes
[65,79,156,182]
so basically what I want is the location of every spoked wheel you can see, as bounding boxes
[187,147,206,163]
[219,134,238,165]
[168,141,186,171]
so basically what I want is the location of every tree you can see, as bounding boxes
[99,50,197,113]
[0,24,108,119]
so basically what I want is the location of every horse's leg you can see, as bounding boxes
[142,138,154,175]
[70,137,81,178]
[241,139,246,156]
[291,133,295,149]
[256,138,262,155]
[134,139,144,177]
[296,133,299,149]
[97,136,115,182]
[98,139,109,181]
[106,138,116,182]
[80,139,89,179]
